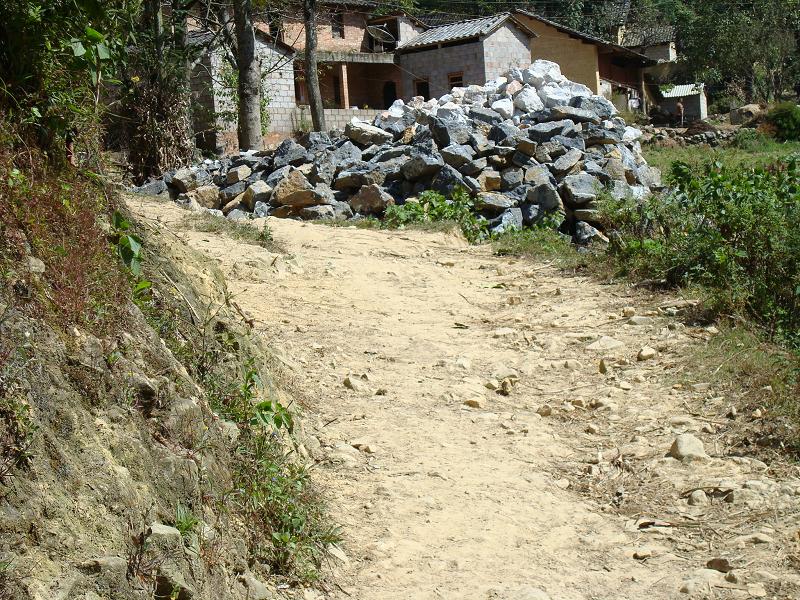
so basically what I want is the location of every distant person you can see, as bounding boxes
[676,98,685,127]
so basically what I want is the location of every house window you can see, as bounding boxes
[332,12,345,38]
[448,72,464,88]
[414,79,430,100]
[269,16,284,42]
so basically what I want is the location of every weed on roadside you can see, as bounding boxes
[683,324,800,456]
[182,213,282,252]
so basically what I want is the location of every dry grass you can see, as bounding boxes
[182,213,284,253]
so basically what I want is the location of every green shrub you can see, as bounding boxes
[766,102,800,141]
[383,188,487,243]
[601,158,800,346]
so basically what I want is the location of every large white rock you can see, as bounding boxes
[436,102,466,121]
[513,85,544,113]
[484,76,508,94]
[538,82,574,108]
[491,98,514,120]
[344,118,393,145]
[523,60,564,88]
[386,100,407,119]
[623,126,643,142]
[463,85,487,105]
[562,81,593,99]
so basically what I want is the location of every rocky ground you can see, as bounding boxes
[129,194,800,600]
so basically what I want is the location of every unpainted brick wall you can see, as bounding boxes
[282,11,370,52]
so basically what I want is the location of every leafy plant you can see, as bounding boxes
[173,504,200,537]
[383,187,487,243]
[112,210,144,276]
[600,157,800,347]
[766,102,800,141]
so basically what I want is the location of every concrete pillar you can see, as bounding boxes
[340,63,349,109]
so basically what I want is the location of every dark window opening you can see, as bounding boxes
[333,76,342,107]
[448,71,464,88]
[269,16,284,42]
[414,79,430,100]
[332,12,345,38]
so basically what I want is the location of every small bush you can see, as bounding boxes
[383,188,487,243]
[0,143,128,333]
[601,158,800,346]
[766,102,800,141]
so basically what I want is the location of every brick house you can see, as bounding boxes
[510,10,657,113]
[191,3,661,147]
[395,13,538,101]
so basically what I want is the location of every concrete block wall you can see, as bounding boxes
[482,25,531,81]
[399,42,485,101]
[269,107,383,133]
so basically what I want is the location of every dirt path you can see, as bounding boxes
[129,196,800,600]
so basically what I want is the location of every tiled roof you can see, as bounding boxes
[398,13,534,50]
[415,12,465,27]
[513,10,654,64]
[661,83,704,98]
[622,25,676,47]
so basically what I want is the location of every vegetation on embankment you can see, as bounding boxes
[1,132,337,597]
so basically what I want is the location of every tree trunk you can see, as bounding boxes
[233,0,263,150]
[303,0,326,131]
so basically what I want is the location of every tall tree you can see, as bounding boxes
[303,0,325,131]
[233,0,263,149]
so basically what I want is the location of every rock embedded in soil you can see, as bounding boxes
[668,434,708,461]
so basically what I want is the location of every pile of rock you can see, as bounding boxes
[133,60,663,241]
[640,124,736,147]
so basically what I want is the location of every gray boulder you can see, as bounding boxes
[501,167,524,191]
[272,139,310,169]
[560,173,600,207]
[431,117,472,147]
[333,162,386,190]
[133,179,167,196]
[298,204,336,220]
[349,184,395,215]
[219,180,247,203]
[431,164,469,196]
[265,165,292,188]
[441,144,476,168]
[400,146,444,181]
[549,105,601,124]
[469,106,503,125]
[490,208,523,233]
[551,148,583,175]
[571,95,617,120]
[528,120,578,143]
[475,192,515,214]
[171,168,211,193]
[345,118,394,146]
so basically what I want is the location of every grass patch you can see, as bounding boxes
[683,324,800,455]
[0,145,129,334]
[182,213,282,252]
[314,217,381,230]
[492,226,586,269]
[643,135,800,173]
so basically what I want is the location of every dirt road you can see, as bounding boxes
[129,196,800,600]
